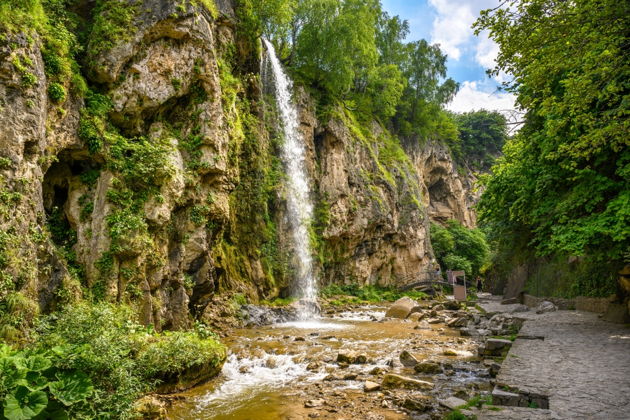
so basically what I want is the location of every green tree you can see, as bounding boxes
[236,0,296,43]
[375,12,409,67]
[292,0,380,97]
[454,110,508,170]
[475,0,629,271]
[431,221,489,278]
[394,40,459,138]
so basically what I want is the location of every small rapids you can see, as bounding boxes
[194,352,327,417]
[166,305,492,420]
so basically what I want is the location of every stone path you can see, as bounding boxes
[477,297,630,419]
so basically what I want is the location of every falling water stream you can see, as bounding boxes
[261,39,318,320]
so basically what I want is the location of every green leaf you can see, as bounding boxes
[24,356,52,373]
[0,344,14,358]
[48,371,94,406]
[3,386,48,420]
[25,372,49,392]
[1,359,28,389]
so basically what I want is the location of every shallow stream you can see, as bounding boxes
[166,305,490,419]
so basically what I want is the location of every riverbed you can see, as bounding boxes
[165,303,493,419]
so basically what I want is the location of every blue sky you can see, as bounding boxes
[381,0,515,113]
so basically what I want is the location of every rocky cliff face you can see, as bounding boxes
[410,141,478,229]
[0,0,476,335]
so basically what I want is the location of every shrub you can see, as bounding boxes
[31,302,226,419]
[320,284,428,302]
[443,254,473,278]
[47,82,66,103]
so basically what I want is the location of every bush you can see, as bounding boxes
[47,82,66,103]
[29,302,226,419]
[443,254,473,277]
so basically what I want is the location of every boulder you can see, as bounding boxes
[444,300,461,310]
[306,361,322,371]
[459,328,478,337]
[414,361,442,374]
[364,380,381,392]
[480,339,512,357]
[408,312,424,322]
[414,321,431,330]
[510,304,530,313]
[438,396,467,410]
[443,348,458,356]
[381,374,434,390]
[447,316,469,327]
[369,366,386,375]
[337,351,367,364]
[304,399,325,408]
[386,297,419,319]
[402,396,432,412]
[399,350,419,367]
[484,359,502,377]
[492,387,521,406]
[536,301,558,314]
[132,395,167,419]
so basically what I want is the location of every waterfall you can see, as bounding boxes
[261,39,318,319]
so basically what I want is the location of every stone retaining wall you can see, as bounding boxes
[522,294,611,313]
[575,296,611,313]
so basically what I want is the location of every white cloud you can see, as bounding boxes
[428,0,476,60]
[428,0,511,87]
[428,1,501,66]
[474,31,499,69]
[446,81,516,113]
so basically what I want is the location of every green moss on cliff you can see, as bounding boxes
[87,0,138,58]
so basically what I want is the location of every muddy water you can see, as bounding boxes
[167,306,490,419]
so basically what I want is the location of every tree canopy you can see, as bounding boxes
[431,221,490,279]
[243,0,459,140]
[454,110,508,170]
[475,0,629,270]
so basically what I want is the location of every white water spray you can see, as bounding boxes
[261,39,318,319]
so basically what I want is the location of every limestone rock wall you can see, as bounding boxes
[0,0,478,333]
[410,141,478,229]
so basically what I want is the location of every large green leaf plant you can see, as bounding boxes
[0,345,93,420]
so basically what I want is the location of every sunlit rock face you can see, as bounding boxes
[0,0,477,328]
[411,141,478,229]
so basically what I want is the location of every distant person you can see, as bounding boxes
[476,276,483,291]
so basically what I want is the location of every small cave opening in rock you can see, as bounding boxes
[42,151,95,248]
[428,178,449,204]
[313,130,325,161]
[427,172,455,223]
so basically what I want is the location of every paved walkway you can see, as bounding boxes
[477,297,630,419]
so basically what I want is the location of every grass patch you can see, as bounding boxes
[320,284,428,303]
[260,297,297,307]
